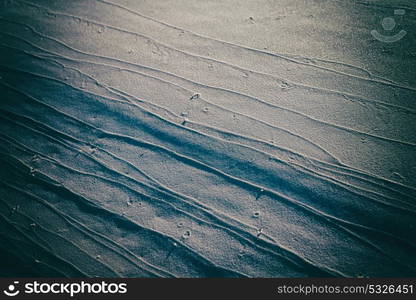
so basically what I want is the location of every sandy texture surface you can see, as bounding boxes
[0,0,415,277]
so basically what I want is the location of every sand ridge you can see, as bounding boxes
[0,0,415,277]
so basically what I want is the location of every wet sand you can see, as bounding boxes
[0,0,415,277]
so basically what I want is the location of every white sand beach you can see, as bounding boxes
[0,0,415,277]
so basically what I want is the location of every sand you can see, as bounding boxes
[0,0,415,277]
